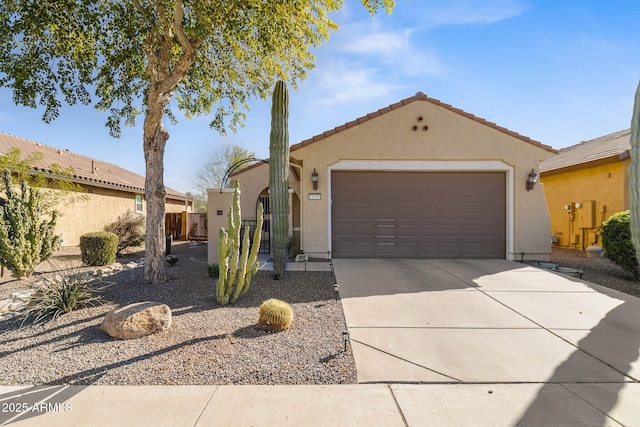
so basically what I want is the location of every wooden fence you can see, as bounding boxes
[165,212,207,241]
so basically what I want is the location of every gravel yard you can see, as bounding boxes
[0,242,355,386]
[1,243,638,387]
[550,247,640,298]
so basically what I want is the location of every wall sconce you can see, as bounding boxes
[526,169,537,191]
[311,168,319,190]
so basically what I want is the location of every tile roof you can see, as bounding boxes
[0,132,189,200]
[290,92,557,153]
[539,129,631,173]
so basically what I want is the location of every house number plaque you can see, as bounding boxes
[308,193,321,200]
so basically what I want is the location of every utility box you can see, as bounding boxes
[577,200,595,229]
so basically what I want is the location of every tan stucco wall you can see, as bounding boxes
[166,198,191,214]
[208,99,556,261]
[207,188,234,265]
[51,186,145,246]
[541,158,630,249]
[51,185,190,246]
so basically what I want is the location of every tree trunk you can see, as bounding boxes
[142,91,170,284]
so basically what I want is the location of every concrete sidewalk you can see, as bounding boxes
[2,383,639,426]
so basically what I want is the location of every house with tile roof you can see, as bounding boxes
[540,129,631,250]
[208,92,557,264]
[0,132,192,246]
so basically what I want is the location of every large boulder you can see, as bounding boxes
[101,302,172,339]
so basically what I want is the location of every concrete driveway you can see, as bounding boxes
[333,258,640,425]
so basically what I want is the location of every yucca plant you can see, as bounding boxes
[22,270,106,324]
[257,298,294,332]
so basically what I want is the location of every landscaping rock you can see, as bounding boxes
[124,262,138,270]
[0,299,12,313]
[101,302,172,340]
[97,267,113,276]
[11,290,35,302]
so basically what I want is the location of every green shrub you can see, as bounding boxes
[257,298,293,332]
[601,210,638,276]
[0,169,59,278]
[103,210,145,255]
[208,263,219,278]
[24,270,104,323]
[80,231,118,266]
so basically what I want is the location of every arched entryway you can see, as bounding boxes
[256,188,301,256]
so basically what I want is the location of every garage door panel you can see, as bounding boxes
[332,171,506,258]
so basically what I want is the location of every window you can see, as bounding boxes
[135,194,143,213]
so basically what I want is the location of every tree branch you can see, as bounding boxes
[173,0,192,53]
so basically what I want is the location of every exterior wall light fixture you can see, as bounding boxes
[526,169,538,191]
[311,168,319,190]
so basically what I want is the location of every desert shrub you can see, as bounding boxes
[601,210,638,276]
[0,169,59,278]
[80,231,118,266]
[257,298,293,332]
[104,210,145,255]
[24,271,104,323]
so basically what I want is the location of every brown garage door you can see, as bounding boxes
[331,171,506,258]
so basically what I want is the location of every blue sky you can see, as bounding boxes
[1,0,639,194]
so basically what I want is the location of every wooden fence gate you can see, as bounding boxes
[165,212,208,241]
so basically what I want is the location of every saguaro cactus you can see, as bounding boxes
[269,80,290,279]
[630,80,640,269]
[216,180,263,305]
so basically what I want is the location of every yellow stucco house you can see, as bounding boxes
[208,92,558,264]
[0,132,192,246]
[540,129,631,250]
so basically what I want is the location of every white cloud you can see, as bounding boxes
[424,0,529,27]
[335,22,445,77]
[343,28,412,56]
[311,62,399,108]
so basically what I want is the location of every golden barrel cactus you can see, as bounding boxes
[257,298,293,332]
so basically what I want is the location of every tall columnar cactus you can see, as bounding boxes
[269,80,290,279]
[630,79,640,269]
[0,169,59,278]
[216,180,263,305]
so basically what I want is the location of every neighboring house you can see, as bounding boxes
[0,132,192,246]
[208,92,557,264]
[540,129,631,250]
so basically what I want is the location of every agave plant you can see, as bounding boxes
[22,269,107,324]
